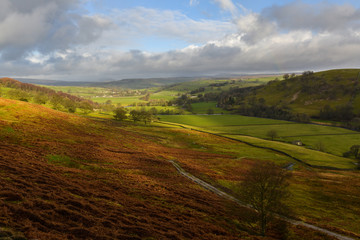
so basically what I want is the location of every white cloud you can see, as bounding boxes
[235,13,277,43]
[111,7,235,45]
[213,0,238,15]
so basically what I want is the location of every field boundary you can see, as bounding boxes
[157,121,355,171]
[196,123,297,127]
[169,160,355,240]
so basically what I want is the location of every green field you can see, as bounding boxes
[93,96,146,105]
[159,114,290,126]
[150,90,179,101]
[190,102,230,114]
[159,114,358,168]
[164,77,279,93]
[44,86,110,97]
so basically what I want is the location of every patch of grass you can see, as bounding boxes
[47,154,81,169]
[2,126,15,133]
[191,102,230,114]
[150,91,179,101]
[159,114,288,127]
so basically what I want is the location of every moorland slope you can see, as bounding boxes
[1,95,359,239]
[1,97,306,240]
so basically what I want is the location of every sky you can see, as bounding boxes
[1,0,360,81]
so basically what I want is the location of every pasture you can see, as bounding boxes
[159,114,359,168]
[150,90,179,101]
[190,102,229,114]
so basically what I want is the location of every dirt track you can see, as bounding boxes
[169,160,354,240]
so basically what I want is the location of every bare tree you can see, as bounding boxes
[266,129,278,141]
[240,161,291,236]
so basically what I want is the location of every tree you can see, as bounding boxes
[351,145,360,159]
[343,145,360,169]
[130,110,142,122]
[49,95,63,110]
[266,130,278,141]
[113,107,127,121]
[207,108,214,115]
[314,141,326,152]
[79,100,93,115]
[33,93,48,105]
[140,110,153,124]
[283,74,290,80]
[63,98,76,113]
[240,161,291,236]
[149,107,158,115]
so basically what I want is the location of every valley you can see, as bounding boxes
[2,1,360,239]
[1,70,360,239]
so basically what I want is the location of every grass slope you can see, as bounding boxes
[0,98,297,239]
[159,115,357,169]
[246,69,360,116]
[1,98,359,239]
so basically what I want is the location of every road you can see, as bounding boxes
[169,160,355,240]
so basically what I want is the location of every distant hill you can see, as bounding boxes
[218,69,360,127]
[14,77,203,89]
[93,77,202,89]
[15,75,282,89]
[15,78,94,86]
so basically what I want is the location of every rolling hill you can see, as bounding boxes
[218,69,360,124]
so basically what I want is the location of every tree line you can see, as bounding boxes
[113,108,156,124]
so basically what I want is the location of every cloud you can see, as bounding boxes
[8,26,360,81]
[2,1,360,81]
[263,1,360,32]
[213,0,238,15]
[111,7,235,45]
[235,13,277,43]
[0,0,112,60]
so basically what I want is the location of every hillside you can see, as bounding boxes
[0,98,248,239]
[2,98,359,239]
[0,78,97,114]
[218,69,360,126]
